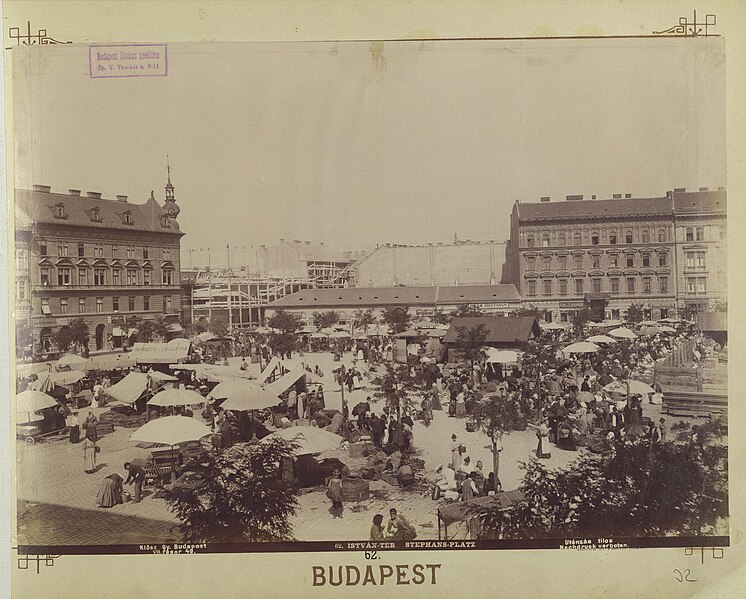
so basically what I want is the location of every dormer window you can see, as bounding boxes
[53,203,67,219]
[122,210,133,225]
[160,215,171,228]
[89,207,102,222]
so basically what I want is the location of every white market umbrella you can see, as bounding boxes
[639,326,665,336]
[658,325,677,333]
[147,388,205,407]
[562,341,600,354]
[659,318,682,324]
[329,331,350,338]
[637,320,659,327]
[586,335,618,345]
[16,390,58,424]
[130,416,212,482]
[261,426,343,456]
[310,332,328,339]
[486,349,520,363]
[130,416,212,446]
[219,386,280,412]
[603,380,655,395]
[608,327,638,340]
[56,353,89,369]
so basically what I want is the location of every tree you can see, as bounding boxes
[68,318,90,347]
[268,309,304,334]
[431,308,451,325]
[54,327,74,352]
[625,303,645,324]
[452,303,485,318]
[138,315,168,342]
[381,306,411,335]
[370,363,418,415]
[165,439,300,542]
[209,316,229,337]
[312,310,341,331]
[478,419,728,539]
[511,305,543,318]
[353,308,376,332]
[455,324,487,368]
[471,391,532,481]
[571,307,593,335]
[16,320,32,356]
[267,309,304,357]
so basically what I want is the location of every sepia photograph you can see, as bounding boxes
[10,32,728,555]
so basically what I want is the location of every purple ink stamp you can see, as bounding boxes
[89,44,168,78]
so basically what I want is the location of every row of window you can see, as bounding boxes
[52,203,171,228]
[526,276,670,297]
[525,226,715,248]
[40,295,172,315]
[527,253,668,271]
[39,241,174,261]
[525,228,669,248]
[40,267,174,286]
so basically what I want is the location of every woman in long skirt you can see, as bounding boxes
[68,411,80,443]
[97,474,123,508]
[85,412,98,442]
[83,437,97,473]
[326,469,344,518]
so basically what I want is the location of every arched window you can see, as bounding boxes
[641,229,650,243]
[591,232,599,245]
[542,235,550,247]
[658,228,666,242]
[573,232,581,246]
[557,233,566,247]
[526,235,534,248]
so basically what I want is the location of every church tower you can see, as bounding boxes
[163,155,180,218]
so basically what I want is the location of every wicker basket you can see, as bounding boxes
[341,477,370,502]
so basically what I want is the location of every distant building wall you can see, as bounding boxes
[354,241,505,287]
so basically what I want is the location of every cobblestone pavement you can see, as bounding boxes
[14,350,682,545]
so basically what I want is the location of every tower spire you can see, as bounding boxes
[163,154,179,217]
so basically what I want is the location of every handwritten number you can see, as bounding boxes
[674,569,697,583]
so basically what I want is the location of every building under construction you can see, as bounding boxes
[180,240,360,327]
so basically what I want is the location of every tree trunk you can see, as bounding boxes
[492,440,500,484]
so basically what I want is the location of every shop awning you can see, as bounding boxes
[265,367,326,396]
[129,339,191,364]
[105,372,150,404]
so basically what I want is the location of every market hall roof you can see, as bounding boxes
[14,186,184,236]
[268,284,520,308]
[515,195,673,223]
[441,316,542,345]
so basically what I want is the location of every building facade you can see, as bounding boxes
[15,180,184,355]
[502,194,678,323]
[672,188,727,314]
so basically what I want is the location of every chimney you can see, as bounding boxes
[612,194,622,199]
[699,187,709,192]
[540,196,550,202]
[33,184,51,193]
[666,191,673,200]
[68,189,81,196]
[116,195,128,203]
[565,194,584,201]
[718,186,725,191]
[673,187,685,192]
[591,195,596,199]
[294,240,301,244]
[624,193,632,198]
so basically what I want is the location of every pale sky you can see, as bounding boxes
[16,38,725,267]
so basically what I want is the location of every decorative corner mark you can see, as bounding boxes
[685,546,725,564]
[5,20,73,50]
[16,552,61,574]
[653,11,717,37]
